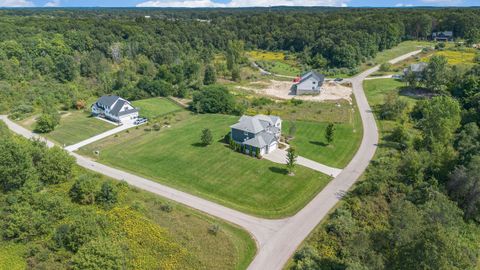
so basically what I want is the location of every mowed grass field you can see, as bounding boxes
[78,113,331,218]
[132,97,184,119]
[363,79,406,106]
[359,41,432,71]
[282,114,362,169]
[18,111,114,146]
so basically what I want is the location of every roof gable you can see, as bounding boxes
[96,95,121,108]
[230,114,281,134]
[300,70,325,84]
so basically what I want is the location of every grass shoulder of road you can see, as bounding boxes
[17,110,115,146]
[132,97,184,120]
[78,112,331,218]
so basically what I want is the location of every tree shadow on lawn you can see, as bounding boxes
[310,141,328,147]
[269,167,288,175]
[191,142,207,147]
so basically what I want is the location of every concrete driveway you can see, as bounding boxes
[64,119,139,152]
[264,149,342,177]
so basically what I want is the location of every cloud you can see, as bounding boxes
[420,0,462,4]
[44,0,61,7]
[0,0,34,7]
[137,0,349,8]
[395,3,414,6]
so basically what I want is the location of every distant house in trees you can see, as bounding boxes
[403,62,428,79]
[230,115,282,156]
[293,70,325,95]
[91,95,139,123]
[432,31,453,42]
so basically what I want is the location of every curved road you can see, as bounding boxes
[0,50,421,270]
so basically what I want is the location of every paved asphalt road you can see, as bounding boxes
[0,50,422,270]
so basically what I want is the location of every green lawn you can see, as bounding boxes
[18,111,114,146]
[282,115,362,169]
[360,41,432,72]
[132,97,184,120]
[78,113,331,218]
[363,78,417,107]
[261,60,301,76]
[363,78,421,152]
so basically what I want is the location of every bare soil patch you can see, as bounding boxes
[237,80,353,103]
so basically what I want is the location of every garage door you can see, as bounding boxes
[269,142,277,153]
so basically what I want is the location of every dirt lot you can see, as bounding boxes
[237,80,353,103]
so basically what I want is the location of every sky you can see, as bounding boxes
[0,0,478,8]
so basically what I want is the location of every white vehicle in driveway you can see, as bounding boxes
[134,118,148,125]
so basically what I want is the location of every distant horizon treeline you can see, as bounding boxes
[0,8,479,114]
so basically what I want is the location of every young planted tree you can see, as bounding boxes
[325,123,336,145]
[288,121,297,139]
[286,147,298,176]
[201,128,213,146]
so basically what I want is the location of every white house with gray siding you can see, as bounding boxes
[294,71,325,95]
[230,115,282,156]
[91,95,139,123]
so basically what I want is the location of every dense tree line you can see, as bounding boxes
[0,8,479,117]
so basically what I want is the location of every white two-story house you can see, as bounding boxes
[91,95,139,123]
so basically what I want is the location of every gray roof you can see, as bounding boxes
[243,131,276,148]
[300,70,325,85]
[109,99,126,115]
[230,115,281,134]
[230,115,265,134]
[109,99,139,117]
[433,31,453,37]
[410,62,428,73]
[96,95,121,108]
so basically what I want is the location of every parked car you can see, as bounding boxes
[134,118,148,125]
[334,78,343,82]
[392,74,403,79]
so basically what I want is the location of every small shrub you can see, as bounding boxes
[379,63,392,72]
[208,224,220,235]
[291,99,303,106]
[131,200,146,212]
[160,203,173,213]
[153,123,161,131]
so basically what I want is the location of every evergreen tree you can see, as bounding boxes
[286,147,298,176]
